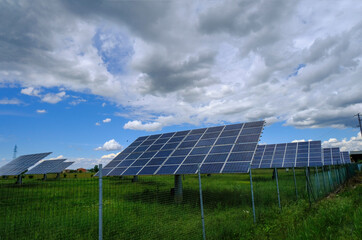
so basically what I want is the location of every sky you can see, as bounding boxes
[1,0,362,169]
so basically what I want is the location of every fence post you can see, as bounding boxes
[99,164,103,240]
[321,167,327,195]
[315,167,320,198]
[328,166,333,190]
[197,164,206,240]
[249,169,256,223]
[292,167,298,200]
[305,167,312,205]
[275,168,281,211]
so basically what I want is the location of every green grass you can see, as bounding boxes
[0,168,360,240]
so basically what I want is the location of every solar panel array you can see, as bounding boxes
[340,151,350,164]
[26,159,71,175]
[251,141,322,168]
[0,152,52,176]
[51,161,74,173]
[322,148,341,165]
[100,121,264,176]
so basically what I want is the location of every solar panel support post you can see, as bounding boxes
[99,164,103,240]
[16,174,23,185]
[174,175,183,203]
[132,176,138,182]
[197,164,206,240]
[292,167,298,200]
[43,174,47,181]
[274,168,281,211]
[56,173,60,180]
[249,169,256,223]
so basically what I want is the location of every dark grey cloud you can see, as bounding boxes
[136,51,218,95]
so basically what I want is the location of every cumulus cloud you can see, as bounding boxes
[102,118,111,123]
[41,91,67,104]
[1,0,362,131]
[21,87,41,97]
[95,139,123,151]
[69,98,86,106]
[0,98,21,105]
[101,152,119,160]
[322,132,362,151]
[36,109,47,114]
[95,122,101,126]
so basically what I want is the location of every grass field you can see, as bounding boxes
[0,167,360,240]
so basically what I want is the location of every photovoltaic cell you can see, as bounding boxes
[322,148,342,165]
[99,121,264,176]
[340,151,350,164]
[26,159,66,174]
[251,141,322,168]
[0,152,52,176]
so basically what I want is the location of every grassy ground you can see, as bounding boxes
[0,168,360,240]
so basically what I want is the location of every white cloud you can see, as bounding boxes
[0,0,361,130]
[41,91,67,104]
[124,120,163,132]
[69,98,86,106]
[322,132,362,151]
[95,139,123,151]
[0,98,21,105]
[101,152,119,160]
[21,87,41,97]
[102,118,111,123]
[36,109,47,114]
[49,155,64,160]
[102,103,106,107]
[95,122,101,126]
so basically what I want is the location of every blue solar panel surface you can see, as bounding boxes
[101,121,264,176]
[26,159,66,174]
[50,161,74,173]
[0,152,52,176]
[322,148,341,165]
[251,141,322,168]
[340,151,350,164]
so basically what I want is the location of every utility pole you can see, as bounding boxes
[355,113,362,136]
[13,145,17,159]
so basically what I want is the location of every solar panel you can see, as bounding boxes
[322,148,341,165]
[251,141,322,168]
[0,152,52,176]
[51,161,74,173]
[101,121,264,176]
[340,151,350,164]
[26,159,66,174]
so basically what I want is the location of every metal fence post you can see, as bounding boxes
[315,167,320,198]
[321,167,327,195]
[249,169,256,223]
[292,167,298,200]
[275,168,281,211]
[197,164,206,240]
[99,164,103,240]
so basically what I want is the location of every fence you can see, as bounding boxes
[0,164,359,240]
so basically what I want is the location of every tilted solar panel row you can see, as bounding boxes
[100,121,264,176]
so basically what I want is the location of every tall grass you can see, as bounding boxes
[0,168,360,240]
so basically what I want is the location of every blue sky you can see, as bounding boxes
[1,0,362,168]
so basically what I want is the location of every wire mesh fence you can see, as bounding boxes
[0,164,359,240]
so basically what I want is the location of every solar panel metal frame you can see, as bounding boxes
[340,151,350,164]
[25,159,67,175]
[251,141,323,168]
[102,121,264,176]
[322,147,341,165]
[0,152,52,176]
[49,161,74,173]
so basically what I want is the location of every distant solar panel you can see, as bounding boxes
[51,161,74,173]
[100,121,264,176]
[340,151,350,164]
[26,159,66,175]
[0,152,52,176]
[322,148,341,165]
[251,141,322,168]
